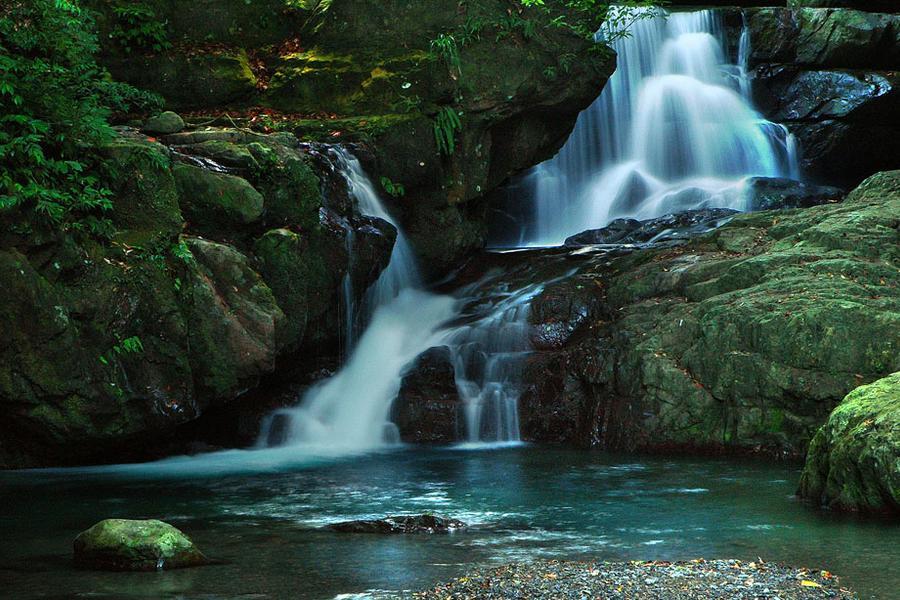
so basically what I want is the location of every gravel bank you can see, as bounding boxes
[413,559,855,599]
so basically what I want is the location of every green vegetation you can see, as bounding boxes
[0,0,160,236]
[109,2,171,54]
[380,176,405,198]
[433,106,462,156]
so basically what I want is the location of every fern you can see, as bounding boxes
[433,106,462,156]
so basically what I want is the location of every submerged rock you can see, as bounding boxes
[328,514,466,534]
[798,372,900,513]
[73,519,208,571]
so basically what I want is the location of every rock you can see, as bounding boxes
[745,7,900,186]
[143,111,185,135]
[798,372,900,513]
[73,519,208,571]
[744,178,845,211]
[103,51,257,111]
[182,237,284,399]
[328,514,466,534]
[788,1,899,13]
[0,129,395,468]
[394,347,461,443]
[173,163,265,231]
[92,0,616,274]
[564,209,739,247]
[517,171,900,456]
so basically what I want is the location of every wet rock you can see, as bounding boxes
[328,514,466,534]
[394,347,460,444]
[73,519,208,571]
[564,208,739,248]
[745,7,900,186]
[798,372,900,513]
[744,178,845,211]
[518,171,900,457]
[143,111,185,135]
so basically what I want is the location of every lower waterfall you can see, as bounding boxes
[516,8,799,246]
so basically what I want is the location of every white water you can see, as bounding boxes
[258,149,457,452]
[258,149,533,453]
[523,8,799,246]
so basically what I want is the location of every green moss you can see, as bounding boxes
[798,372,900,512]
[73,519,208,571]
[173,164,265,232]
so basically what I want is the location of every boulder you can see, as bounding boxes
[564,209,739,248]
[798,372,900,513]
[143,111,185,135]
[73,519,208,571]
[328,514,466,534]
[173,163,265,231]
[393,347,461,443]
[744,178,845,211]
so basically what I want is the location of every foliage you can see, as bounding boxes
[0,0,154,236]
[380,176,405,198]
[433,106,462,156]
[429,33,461,76]
[109,2,171,54]
[99,335,144,366]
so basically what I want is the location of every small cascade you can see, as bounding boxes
[441,281,545,444]
[518,8,799,246]
[258,148,457,453]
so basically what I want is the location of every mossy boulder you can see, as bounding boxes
[798,373,900,513]
[143,111,185,135]
[74,519,208,571]
[182,237,284,399]
[173,163,265,233]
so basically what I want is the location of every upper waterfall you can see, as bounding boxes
[513,8,798,247]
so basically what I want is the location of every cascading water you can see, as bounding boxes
[258,149,456,452]
[258,148,532,452]
[520,8,799,246]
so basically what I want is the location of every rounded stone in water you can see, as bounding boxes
[73,519,208,571]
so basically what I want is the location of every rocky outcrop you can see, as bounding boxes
[399,172,899,456]
[798,372,900,513]
[394,347,460,444]
[73,519,208,571]
[0,129,394,468]
[89,0,615,274]
[745,6,900,187]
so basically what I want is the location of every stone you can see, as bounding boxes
[798,372,900,513]
[328,514,466,534]
[73,519,208,571]
[143,111,185,135]
[744,178,845,211]
[173,163,265,231]
[394,347,461,443]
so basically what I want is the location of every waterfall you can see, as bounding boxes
[258,148,530,452]
[258,149,456,453]
[521,8,799,246]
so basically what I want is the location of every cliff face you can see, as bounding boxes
[742,6,900,187]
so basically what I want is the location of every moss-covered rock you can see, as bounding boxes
[143,111,185,135]
[173,163,265,232]
[73,519,208,571]
[511,171,900,456]
[798,373,900,513]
